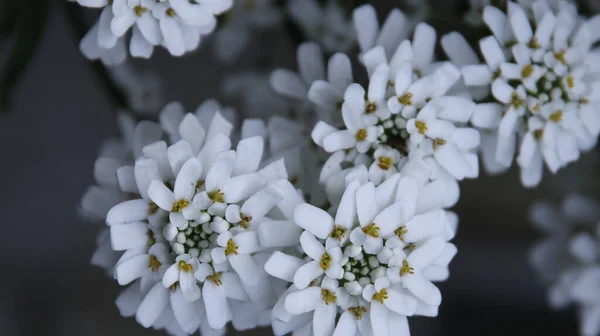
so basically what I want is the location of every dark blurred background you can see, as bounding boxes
[1,0,598,335]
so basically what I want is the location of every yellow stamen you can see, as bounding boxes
[395,226,407,241]
[355,129,367,141]
[362,223,380,238]
[178,260,193,273]
[207,272,223,286]
[533,129,544,141]
[147,230,155,246]
[400,260,414,276]
[349,306,367,320]
[148,202,159,215]
[321,289,337,304]
[149,255,161,272]
[320,253,331,270]
[414,120,427,134]
[521,64,534,78]
[397,92,413,105]
[372,289,388,304]
[239,214,253,229]
[527,38,541,49]
[365,102,377,114]
[166,8,176,17]
[208,190,224,203]
[433,138,446,150]
[550,110,563,123]
[133,5,148,17]
[172,199,189,212]
[511,92,525,108]
[378,156,393,170]
[329,225,347,240]
[554,49,567,65]
[169,282,178,292]
[225,239,239,256]
[567,76,575,88]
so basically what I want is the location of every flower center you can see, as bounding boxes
[170,219,213,256]
[133,5,148,17]
[148,255,161,272]
[362,223,380,238]
[207,272,223,286]
[365,102,377,114]
[527,38,541,49]
[567,76,575,88]
[554,49,567,65]
[321,289,337,304]
[521,64,534,79]
[510,93,525,108]
[433,138,446,150]
[355,129,368,141]
[394,226,407,241]
[148,202,159,215]
[372,288,388,303]
[400,260,414,276]
[533,129,544,141]
[330,225,347,239]
[178,260,193,273]
[225,239,238,256]
[550,110,563,123]
[414,120,427,134]
[166,8,176,17]
[320,253,332,270]
[208,190,225,203]
[378,156,393,170]
[172,199,189,212]
[147,230,155,246]
[239,213,253,229]
[397,92,413,105]
[349,306,367,320]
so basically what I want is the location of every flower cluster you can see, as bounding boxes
[446,0,600,187]
[86,100,307,334]
[74,0,233,63]
[529,194,600,336]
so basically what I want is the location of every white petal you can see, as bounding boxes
[222,173,267,203]
[115,254,148,285]
[293,261,324,289]
[170,288,202,332]
[106,199,150,225]
[228,254,260,286]
[285,287,321,315]
[295,204,334,239]
[402,271,442,306]
[370,302,389,336]
[110,222,148,251]
[264,251,304,282]
[233,136,264,175]
[385,289,417,315]
[313,302,337,336]
[174,158,202,200]
[203,280,232,329]
[356,182,378,226]
[179,114,206,155]
[136,282,169,327]
[148,180,175,211]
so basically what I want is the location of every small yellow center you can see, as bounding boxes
[149,255,161,272]
[397,92,413,105]
[225,239,238,256]
[365,102,377,114]
[169,282,178,292]
[207,272,223,286]
[148,202,159,215]
[349,306,367,320]
[511,93,525,108]
[372,288,388,304]
[533,129,544,141]
[527,38,541,49]
[404,243,416,252]
[433,138,447,150]
[554,49,567,65]
[133,5,147,17]
[378,156,393,170]
[395,226,407,241]
[329,225,347,240]
[321,289,337,305]
[172,199,189,212]
[550,110,563,123]
[521,64,534,79]
[414,120,427,134]
[239,214,253,229]
[567,76,575,88]
[166,8,176,17]
[355,129,367,141]
[208,190,224,203]
[400,260,414,276]
[147,230,155,246]
[362,223,380,238]
[178,261,193,273]
[320,253,331,270]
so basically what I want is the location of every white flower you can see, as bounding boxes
[458,1,600,187]
[95,101,297,334]
[530,194,600,336]
[75,0,231,62]
[265,174,456,336]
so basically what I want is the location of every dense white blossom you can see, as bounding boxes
[446,0,600,187]
[264,174,458,336]
[74,0,232,62]
[530,194,600,336]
